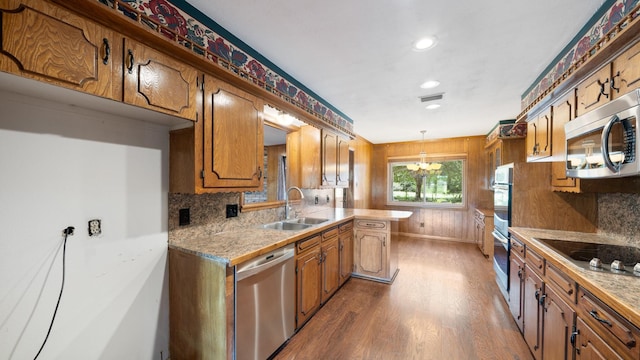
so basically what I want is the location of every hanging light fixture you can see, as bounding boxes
[407,130,442,173]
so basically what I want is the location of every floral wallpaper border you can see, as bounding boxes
[521,0,640,112]
[99,0,354,136]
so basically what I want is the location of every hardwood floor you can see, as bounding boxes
[273,236,533,360]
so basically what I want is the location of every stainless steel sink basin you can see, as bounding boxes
[288,217,329,225]
[261,221,313,231]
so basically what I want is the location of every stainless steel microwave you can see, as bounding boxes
[565,89,638,178]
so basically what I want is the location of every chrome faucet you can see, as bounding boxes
[285,186,304,219]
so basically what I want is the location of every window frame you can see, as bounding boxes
[386,154,467,208]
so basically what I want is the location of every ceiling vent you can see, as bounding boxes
[419,93,444,103]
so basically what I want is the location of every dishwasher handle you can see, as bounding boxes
[236,245,295,281]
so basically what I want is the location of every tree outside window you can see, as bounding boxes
[389,158,465,206]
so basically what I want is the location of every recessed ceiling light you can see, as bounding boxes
[425,104,441,110]
[413,36,437,51]
[420,80,440,89]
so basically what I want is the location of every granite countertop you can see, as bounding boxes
[509,227,640,327]
[169,208,412,267]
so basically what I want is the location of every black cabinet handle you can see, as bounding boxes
[611,71,621,92]
[127,49,134,74]
[102,38,110,65]
[539,294,547,307]
[570,326,578,347]
[589,310,612,327]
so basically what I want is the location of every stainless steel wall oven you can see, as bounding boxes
[493,163,513,300]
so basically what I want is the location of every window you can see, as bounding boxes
[388,157,466,207]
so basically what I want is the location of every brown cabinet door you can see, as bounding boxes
[286,125,321,189]
[509,253,525,333]
[123,38,199,121]
[354,230,387,279]
[576,64,612,116]
[337,135,350,187]
[296,247,321,328]
[526,108,552,161]
[0,0,120,99]
[542,285,576,360]
[551,92,578,188]
[322,130,338,186]
[612,40,640,100]
[321,237,340,304]
[575,317,624,360]
[338,231,353,286]
[202,77,264,189]
[523,264,544,359]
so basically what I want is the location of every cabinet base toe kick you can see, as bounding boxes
[352,268,399,284]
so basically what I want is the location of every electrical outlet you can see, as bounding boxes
[88,219,101,236]
[315,195,319,205]
[179,208,190,226]
[226,204,239,218]
[420,222,425,228]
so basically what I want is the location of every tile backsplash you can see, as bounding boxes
[597,193,640,247]
[168,188,335,243]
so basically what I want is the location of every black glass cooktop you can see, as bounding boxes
[537,238,640,276]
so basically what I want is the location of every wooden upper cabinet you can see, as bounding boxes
[526,107,552,161]
[337,136,350,187]
[202,77,264,189]
[612,40,640,100]
[123,39,199,121]
[0,0,121,99]
[551,91,579,189]
[576,64,612,116]
[322,130,338,187]
[287,125,321,189]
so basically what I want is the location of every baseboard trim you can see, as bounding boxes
[396,232,475,244]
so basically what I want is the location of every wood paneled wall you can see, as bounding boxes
[364,135,597,242]
[350,135,373,209]
[370,136,491,242]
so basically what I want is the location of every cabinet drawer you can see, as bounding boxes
[297,234,321,254]
[577,288,639,358]
[525,247,545,275]
[339,221,353,233]
[511,237,525,260]
[322,227,339,241]
[355,220,387,230]
[545,262,576,304]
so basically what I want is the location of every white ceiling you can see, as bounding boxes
[187,0,606,144]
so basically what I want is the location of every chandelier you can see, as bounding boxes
[407,130,442,174]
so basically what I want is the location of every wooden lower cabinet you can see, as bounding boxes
[509,234,640,360]
[338,221,354,286]
[321,236,340,304]
[509,250,525,333]
[523,263,544,359]
[296,243,322,328]
[295,226,344,329]
[576,317,624,360]
[474,209,494,258]
[353,219,397,282]
[542,284,576,360]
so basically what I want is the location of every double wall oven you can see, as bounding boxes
[493,163,513,300]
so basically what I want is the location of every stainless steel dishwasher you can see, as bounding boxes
[236,244,295,360]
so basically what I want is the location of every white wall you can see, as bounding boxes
[0,91,170,359]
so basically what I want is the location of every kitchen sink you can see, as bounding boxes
[288,217,329,225]
[261,221,313,231]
